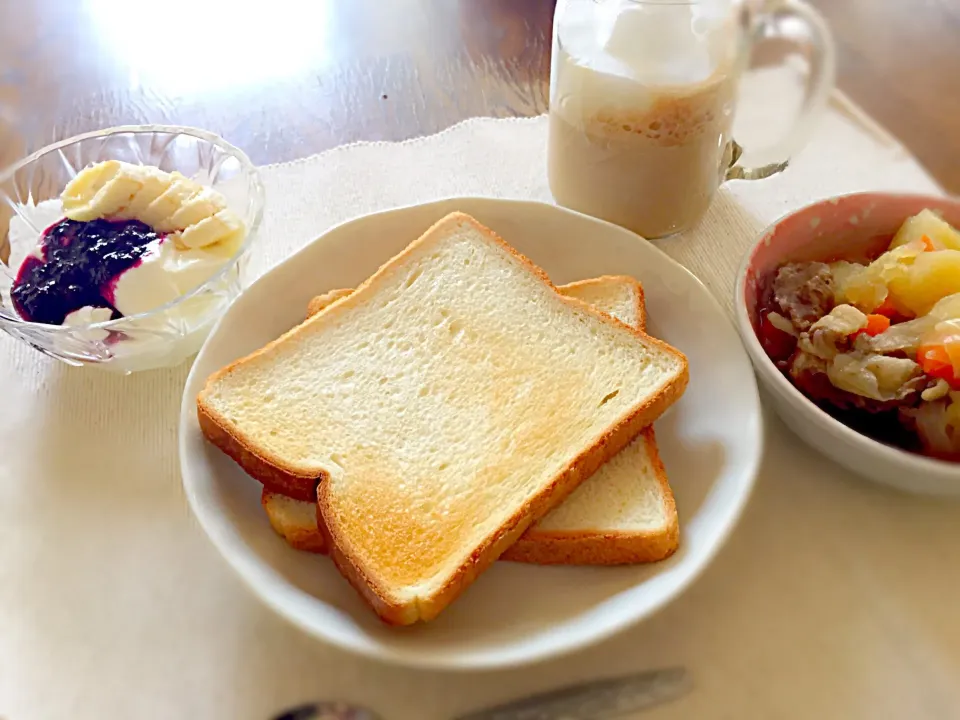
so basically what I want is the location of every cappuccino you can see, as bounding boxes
[548,0,738,238]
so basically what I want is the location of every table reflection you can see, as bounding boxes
[0,0,552,168]
[85,0,338,95]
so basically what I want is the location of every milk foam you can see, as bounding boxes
[555,0,733,87]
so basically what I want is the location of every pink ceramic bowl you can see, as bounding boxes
[735,192,960,495]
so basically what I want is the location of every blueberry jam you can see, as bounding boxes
[11,217,162,325]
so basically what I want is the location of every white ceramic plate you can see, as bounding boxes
[179,198,763,670]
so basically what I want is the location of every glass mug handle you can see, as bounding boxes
[725,0,837,181]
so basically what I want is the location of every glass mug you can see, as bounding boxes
[548,0,836,239]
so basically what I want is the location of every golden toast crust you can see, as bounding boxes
[198,213,688,623]
[502,428,679,564]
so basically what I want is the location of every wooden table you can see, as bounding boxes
[0,0,957,192]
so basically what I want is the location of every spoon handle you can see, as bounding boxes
[453,667,691,720]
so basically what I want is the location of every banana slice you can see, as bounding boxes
[175,208,244,250]
[114,167,174,220]
[163,186,227,232]
[59,160,245,251]
[62,160,120,219]
[63,160,145,221]
[139,174,202,229]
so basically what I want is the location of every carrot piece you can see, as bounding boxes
[921,235,936,252]
[918,344,960,388]
[853,314,892,340]
[864,314,891,336]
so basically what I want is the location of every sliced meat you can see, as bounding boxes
[773,262,836,332]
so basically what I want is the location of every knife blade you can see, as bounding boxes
[453,666,691,720]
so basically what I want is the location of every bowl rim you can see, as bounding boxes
[734,190,960,478]
[0,124,265,333]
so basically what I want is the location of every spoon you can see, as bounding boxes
[272,666,691,720]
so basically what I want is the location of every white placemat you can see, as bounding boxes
[3,70,959,720]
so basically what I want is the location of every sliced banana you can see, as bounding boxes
[62,160,120,219]
[175,208,244,250]
[59,160,245,250]
[140,174,202,229]
[164,186,227,232]
[63,160,144,222]
[114,167,174,220]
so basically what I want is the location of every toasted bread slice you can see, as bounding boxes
[198,213,688,623]
[261,491,328,554]
[502,277,677,564]
[555,276,646,333]
[305,288,352,318]
[503,427,676,563]
[263,275,678,564]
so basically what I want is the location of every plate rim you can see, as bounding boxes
[179,196,764,670]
